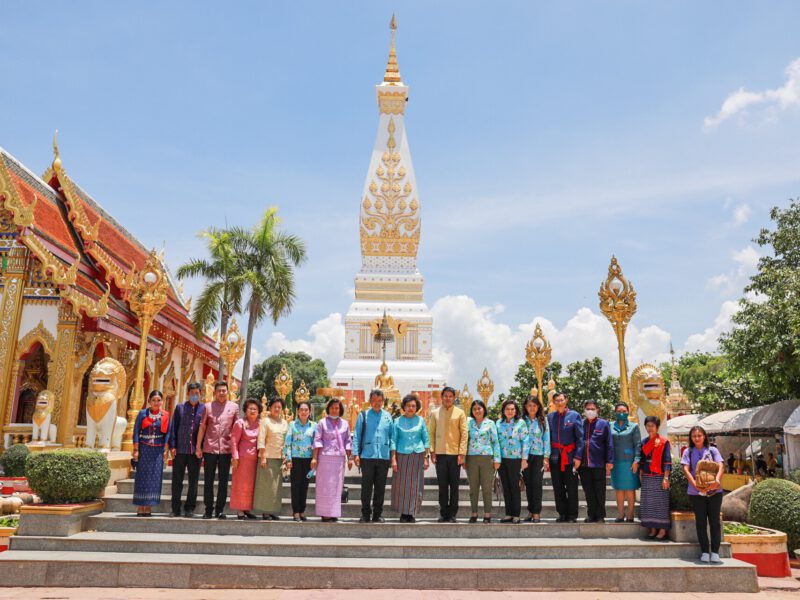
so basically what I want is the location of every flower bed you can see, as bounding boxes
[0,515,19,553]
[724,521,791,577]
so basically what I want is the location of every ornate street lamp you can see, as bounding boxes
[274,364,294,402]
[598,256,637,418]
[122,250,169,451]
[374,310,395,366]
[525,322,552,411]
[218,317,245,394]
[459,384,474,419]
[476,368,494,406]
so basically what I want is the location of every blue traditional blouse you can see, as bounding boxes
[611,421,642,463]
[524,416,551,457]
[283,419,316,461]
[496,418,530,459]
[391,415,430,454]
[467,418,501,463]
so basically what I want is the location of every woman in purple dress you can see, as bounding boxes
[132,390,170,516]
[311,398,353,522]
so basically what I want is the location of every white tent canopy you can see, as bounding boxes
[727,399,800,434]
[784,405,800,435]
[667,413,703,436]
[785,405,800,472]
[698,408,750,435]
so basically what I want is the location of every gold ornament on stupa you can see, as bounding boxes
[525,323,552,412]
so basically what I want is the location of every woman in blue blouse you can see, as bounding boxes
[390,394,430,522]
[132,390,170,516]
[284,401,316,522]
[522,395,550,523]
[496,399,529,523]
[466,399,501,523]
[610,402,641,522]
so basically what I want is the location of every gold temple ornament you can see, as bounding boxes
[598,256,638,420]
[274,364,293,401]
[476,369,494,405]
[218,318,245,393]
[525,323,552,412]
[122,250,170,451]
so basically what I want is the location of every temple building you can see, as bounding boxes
[331,17,446,405]
[0,139,219,451]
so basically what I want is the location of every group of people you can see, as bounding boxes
[131,381,726,562]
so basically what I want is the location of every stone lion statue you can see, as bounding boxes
[629,363,667,434]
[85,357,129,451]
[31,390,56,443]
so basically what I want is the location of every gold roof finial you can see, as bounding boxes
[383,14,402,84]
[52,130,62,171]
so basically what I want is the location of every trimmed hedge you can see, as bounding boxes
[669,463,692,511]
[0,444,30,477]
[25,449,110,504]
[748,478,800,558]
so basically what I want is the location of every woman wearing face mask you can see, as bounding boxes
[610,402,640,522]
[283,401,316,522]
[132,390,170,517]
[639,416,671,540]
[253,397,289,520]
[230,397,262,519]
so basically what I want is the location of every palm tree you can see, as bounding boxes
[231,207,307,402]
[176,228,244,382]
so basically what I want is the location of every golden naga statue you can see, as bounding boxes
[86,357,129,451]
[374,361,400,402]
[629,363,667,427]
[31,390,56,443]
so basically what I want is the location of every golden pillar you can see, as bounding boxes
[218,318,245,399]
[598,256,637,419]
[122,251,169,452]
[51,303,80,444]
[525,322,552,412]
[0,247,28,451]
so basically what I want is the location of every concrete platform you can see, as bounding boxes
[0,551,759,592]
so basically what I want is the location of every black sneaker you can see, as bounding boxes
[359,516,371,523]
[372,516,385,523]
[216,513,227,520]
[437,517,448,523]
[168,511,181,518]
[407,515,416,523]
[448,517,457,523]
[183,511,195,518]
[202,513,213,520]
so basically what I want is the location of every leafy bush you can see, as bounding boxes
[0,515,19,528]
[669,464,692,511]
[790,469,800,486]
[25,449,110,504]
[724,521,760,535]
[748,478,800,557]
[0,444,30,477]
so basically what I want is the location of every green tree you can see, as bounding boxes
[231,208,307,402]
[492,361,563,420]
[176,228,243,381]
[248,351,329,411]
[720,199,800,402]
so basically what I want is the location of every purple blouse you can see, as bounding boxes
[680,445,724,496]
[313,416,352,457]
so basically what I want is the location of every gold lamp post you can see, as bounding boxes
[218,317,245,396]
[525,322,552,411]
[274,364,294,402]
[460,384,474,419]
[476,368,494,406]
[122,250,169,452]
[598,256,638,418]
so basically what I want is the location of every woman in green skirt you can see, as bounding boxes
[253,396,289,520]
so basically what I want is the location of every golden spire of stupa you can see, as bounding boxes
[383,14,402,84]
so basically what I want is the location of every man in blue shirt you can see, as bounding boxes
[167,382,206,517]
[578,400,614,523]
[353,389,394,523]
[547,392,585,523]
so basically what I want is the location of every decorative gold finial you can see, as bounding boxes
[383,14,402,84]
[53,130,62,171]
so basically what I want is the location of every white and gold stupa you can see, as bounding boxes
[331,16,446,400]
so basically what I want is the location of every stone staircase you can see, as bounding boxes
[0,469,759,591]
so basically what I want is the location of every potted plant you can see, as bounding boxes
[18,449,110,537]
[0,515,19,551]
[743,478,800,577]
[0,444,31,493]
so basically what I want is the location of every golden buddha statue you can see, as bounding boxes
[374,361,400,403]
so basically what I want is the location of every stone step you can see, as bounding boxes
[0,551,758,591]
[159,468,607,487]
[102,494,639,519]
[8,530,732,560]
[86,512,646,539]
[117,478,619,503]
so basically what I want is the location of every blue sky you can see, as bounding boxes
[3,2,800,389]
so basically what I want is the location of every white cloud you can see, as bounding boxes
[704,57,800,129]
[264,312,345,374]
[683,300,740,354]
[706,245,760,295]
[731,203,752,227]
